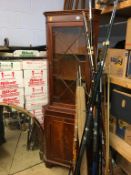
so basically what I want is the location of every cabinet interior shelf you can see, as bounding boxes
[110,132,131,163]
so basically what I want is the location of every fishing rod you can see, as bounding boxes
[92,78,103,175]
[83,11,95,81]
[73,0,119,174]
[82,9,95,175]
[88,0,94,67]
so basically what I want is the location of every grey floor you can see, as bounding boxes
[0,127,68,175]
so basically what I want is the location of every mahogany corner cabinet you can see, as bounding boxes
[43,9,100,167]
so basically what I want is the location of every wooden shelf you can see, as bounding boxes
[96,0,131,17]
[102,1,131,13]
[110,76,131,89]
[117,155,131,174]
[110,132,131,163]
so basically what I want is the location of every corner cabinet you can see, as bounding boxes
[43,10,100,167]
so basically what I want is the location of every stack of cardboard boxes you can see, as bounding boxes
[0,61,24,107]
[0,59,48,125]
[23,60,48,124]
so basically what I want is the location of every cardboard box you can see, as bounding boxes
[31,114,44,124]
[25,93,48,104]
[13,50,40,57]
[0,95,24,107]
[30,108,43,118]
[0,71,24,88]
[22,60,47,70]
[0,61,22,71]
[34,115,44,124]
[39,51,47,57]
[35,115,44,124]
[126,51,131,78]
[25,101,48,111]
[24,85,48,96]
[116,120,131,146]
[30,108,43,115]
[124,125,131,146]
[105,49,128,78]
[125,18,131,50]
[23,69,48,87]
[30,108,44,124]
[0,88,24,98]
[0,87,24,107]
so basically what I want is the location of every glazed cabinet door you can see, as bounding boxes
[49,25,91,104]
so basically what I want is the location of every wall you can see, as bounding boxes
[0,1,126,48]
[0,0,63,46]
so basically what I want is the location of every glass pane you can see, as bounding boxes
[52,26,91,104]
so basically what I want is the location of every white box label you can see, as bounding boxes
[25,101,48,111]
[13,50,40,57]
[0,95,24,107]
[22,60,47,70]
[24,85,48,96]
[0,61,22,71]
[25,94,48,103]
[0,71,23,88]
[24,69,47,87]
[0,88,24,98]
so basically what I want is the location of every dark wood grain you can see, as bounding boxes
[43,103,75,167]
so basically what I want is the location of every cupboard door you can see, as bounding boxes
[44,115,74,165]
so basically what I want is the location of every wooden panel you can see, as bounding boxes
[109,132,131,163]
[110,76,131,89]
[43,104,75,167]
[117,154,131,175]
[44,116,74,165]
[44,9,101,22]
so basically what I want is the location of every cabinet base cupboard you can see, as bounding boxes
[43,103,75,167]
[43,10,101,167]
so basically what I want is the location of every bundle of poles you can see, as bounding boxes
[71,0,119,175]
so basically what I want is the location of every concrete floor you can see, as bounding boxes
[0,127,68,175]
[15,163,69,175]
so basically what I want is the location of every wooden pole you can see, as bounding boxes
[74,66,88,175]
[76,86,88,175]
